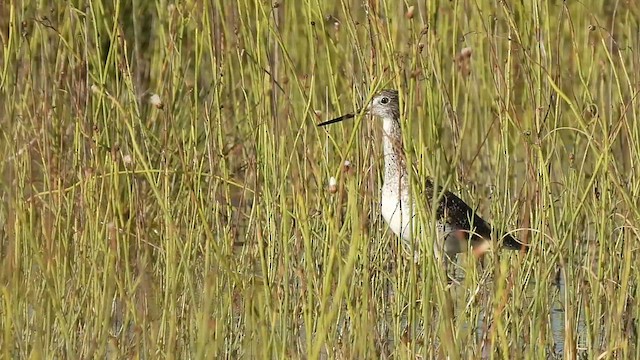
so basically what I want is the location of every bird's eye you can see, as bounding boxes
[380,97,389,104]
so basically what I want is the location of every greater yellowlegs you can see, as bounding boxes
[318,89,527,262]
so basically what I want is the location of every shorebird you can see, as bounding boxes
[318,89,527,263]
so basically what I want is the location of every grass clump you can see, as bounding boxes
[1,0,639,358]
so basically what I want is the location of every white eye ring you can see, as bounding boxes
[380,97,389,104]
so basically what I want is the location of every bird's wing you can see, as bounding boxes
[435,188,527,251]
[436,190,493,240]
[422,180,526,250]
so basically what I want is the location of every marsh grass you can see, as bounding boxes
[1,0,639,358]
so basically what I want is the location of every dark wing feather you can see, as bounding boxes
[425,180,527,251]
[437,190,493,239]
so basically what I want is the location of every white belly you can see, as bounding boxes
[380,187,415,241]
[380,186,459,258]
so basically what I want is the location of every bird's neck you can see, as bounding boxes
[382,116,408,192]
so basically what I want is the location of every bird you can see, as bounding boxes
[317,89,527,265]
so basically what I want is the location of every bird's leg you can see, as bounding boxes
[444,251,460,285]
[441,230,462,284]
[434,227,455,284]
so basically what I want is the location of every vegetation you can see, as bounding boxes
[1,0,639,358]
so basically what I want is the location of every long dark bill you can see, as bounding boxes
[317,112,357,127]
